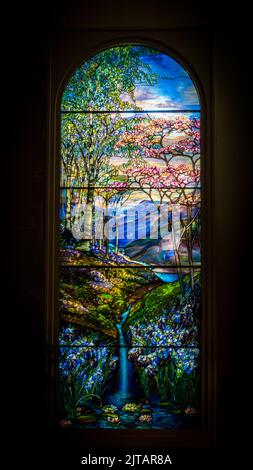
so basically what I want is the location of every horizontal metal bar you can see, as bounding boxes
[58,344,199,349]
[59,264,201,269]
[59,186,201,190]
[61,109,201,114]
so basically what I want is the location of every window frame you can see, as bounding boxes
[45,30,215,448]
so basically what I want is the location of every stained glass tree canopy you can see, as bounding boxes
[59,45,201,429]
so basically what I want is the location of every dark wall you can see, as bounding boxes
[6,2,250,466]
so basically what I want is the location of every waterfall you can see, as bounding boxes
[116,304,132,398]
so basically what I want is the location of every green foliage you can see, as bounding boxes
[126,281,180,325]
[59,373,102,420]
[60,46,162,189]
[127,272,200,326]
[62,46,160,111]
[60,264,157,336]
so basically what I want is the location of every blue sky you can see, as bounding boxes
[132,50,200,110]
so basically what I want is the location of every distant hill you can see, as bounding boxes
[125,237,176,265]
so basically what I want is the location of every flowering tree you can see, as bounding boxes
[115,115,200,170]
[125,162,200,202]
[114,115,201,287]
[123,161,200,288]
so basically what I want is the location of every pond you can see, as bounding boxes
[74,402,198,429]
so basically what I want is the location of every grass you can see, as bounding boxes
[126,272,200,326]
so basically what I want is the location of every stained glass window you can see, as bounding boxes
[59,45,201,429]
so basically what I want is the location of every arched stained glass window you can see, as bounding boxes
[59,45,201,429]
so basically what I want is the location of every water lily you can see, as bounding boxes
[139,414,152,423]
[185,406,197,416]
[122,403,141,412]
[107,415,120,424]
[102,405,118,413]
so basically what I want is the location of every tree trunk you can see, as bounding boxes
[66,176,72,230]
[104,200,109,258]
[79,180,94,251]
[92,202,96,247]
[186,205,194,289]
[115,223,119,255]
[171,219,184,293]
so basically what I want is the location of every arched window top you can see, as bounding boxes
[59,44,202,430]
[61,45,201,190]
[61,45,200,112]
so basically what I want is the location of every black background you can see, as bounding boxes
[5,1,251,467]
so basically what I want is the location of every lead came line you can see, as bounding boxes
[61,109,201,114]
